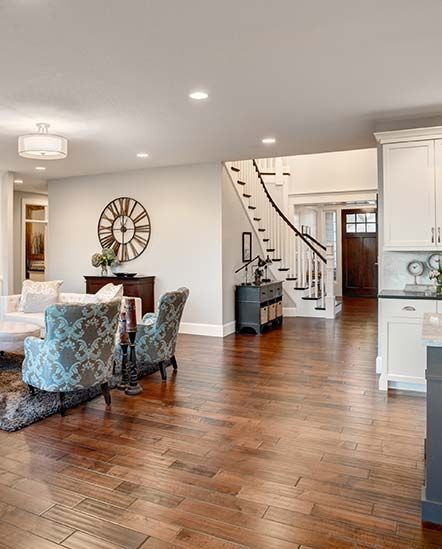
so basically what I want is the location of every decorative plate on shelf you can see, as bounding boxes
[407,260,425,277]
[428,253,442,271]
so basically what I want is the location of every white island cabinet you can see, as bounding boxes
[379,295,441,391]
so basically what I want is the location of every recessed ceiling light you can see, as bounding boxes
[14,179,23,184]
[262,137,276,144]
[35,166,46,171]
[136,152,149,158]
[189,91,209,100]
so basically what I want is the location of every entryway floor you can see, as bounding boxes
[0,298,439,548]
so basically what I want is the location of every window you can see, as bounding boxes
[345,211,376,234]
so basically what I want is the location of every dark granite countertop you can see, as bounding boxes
[379,289,442,300]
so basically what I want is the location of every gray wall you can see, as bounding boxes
[221,166,259,325]
[48,163,224,328]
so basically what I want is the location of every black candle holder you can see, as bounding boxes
[117,311,130,391]
[124,298,143,396]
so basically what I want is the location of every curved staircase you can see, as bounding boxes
[225,159,341,318]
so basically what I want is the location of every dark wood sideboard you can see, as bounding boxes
[235,281,283,335]
[84,275,155,316]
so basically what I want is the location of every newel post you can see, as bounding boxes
[325,244,336,319]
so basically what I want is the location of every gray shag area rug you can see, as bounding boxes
[0,353,160,432]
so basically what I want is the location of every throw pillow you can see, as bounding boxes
[95,283,124,302]
[19,280,64,313]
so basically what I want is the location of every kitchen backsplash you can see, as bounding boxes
[382,251,438,290]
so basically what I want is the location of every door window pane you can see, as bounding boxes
[366,213,376,223]
[357,213,366,223]
[367,223,376,233]
[346,214,355,222]
[356,224,366,233]
[26,204,46,221]
[346,223,356,233]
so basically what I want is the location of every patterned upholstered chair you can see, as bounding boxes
[22,300,121,415]
[136,287,189,381]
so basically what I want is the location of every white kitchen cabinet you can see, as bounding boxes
[379,298,439,391]
[382,140,436,250]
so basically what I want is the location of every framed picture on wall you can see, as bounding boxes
[242,232,252,262]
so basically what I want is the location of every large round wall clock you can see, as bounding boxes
[98,197,151,262]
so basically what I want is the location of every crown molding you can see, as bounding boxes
[374,126,442,144]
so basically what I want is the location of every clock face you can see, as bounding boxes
[98,197,151,262]
[407,260,424,277]
[428,253,442,271]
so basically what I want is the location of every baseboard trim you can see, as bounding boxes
[179,321,235,338]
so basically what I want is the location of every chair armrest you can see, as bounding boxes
[0,294,21,318]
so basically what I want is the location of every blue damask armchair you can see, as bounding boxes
[136,287,189,381]
[22,300,120,415]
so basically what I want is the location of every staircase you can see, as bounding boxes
[225,159,341,319]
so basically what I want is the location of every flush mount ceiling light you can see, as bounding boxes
[136,152,149,158]
[18,123,68,160]
[189,90,209,100]
[262,137,276,144]
[35,166,46,171]
[14,179,23,184]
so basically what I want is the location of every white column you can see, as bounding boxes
[0,172,14,295]
[325,244,336,319]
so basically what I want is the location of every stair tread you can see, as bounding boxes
[253,217,261,221]
[231,167,240,172]
[266,248,275,252]
[237,180,246,185]
[278,268,290,271]
[315,306,326,310]
[243,193,251,198]
[258,228,266,232]
[272,258,282,261]
[293,286,308,290]
[263,238,270,242]
[286,277,297,281]
[302,295,322,301]
[248,206,256,210]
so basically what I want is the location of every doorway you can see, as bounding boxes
[341,208,377,297]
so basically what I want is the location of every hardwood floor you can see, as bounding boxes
[0,298,439,548]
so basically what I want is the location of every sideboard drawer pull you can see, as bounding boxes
[402,306,416,311]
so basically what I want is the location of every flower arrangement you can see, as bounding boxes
[91,248,116,276]
[429,266,442,295]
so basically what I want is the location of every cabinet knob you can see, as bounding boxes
[402,306,416,311]
[438,227,441,244]
[432,227,435,244]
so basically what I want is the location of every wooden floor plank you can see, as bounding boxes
[0,298,440,548]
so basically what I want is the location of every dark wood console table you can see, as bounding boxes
[84,275,155,316]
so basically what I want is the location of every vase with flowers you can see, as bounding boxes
[429,266,442,296]
[91,248,116,276]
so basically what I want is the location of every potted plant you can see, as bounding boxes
[91,248,116,276]
[429,266,442,296]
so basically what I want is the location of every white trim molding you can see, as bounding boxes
[374,126,442,144]
[179,321,236,338]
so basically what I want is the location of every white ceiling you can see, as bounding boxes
[1,0,442,181]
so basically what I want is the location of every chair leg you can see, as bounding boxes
[171,355,178,371]
[28,384,35,396]
[101,382,112,406]
[159,361,167,381]
[59,392,66,417]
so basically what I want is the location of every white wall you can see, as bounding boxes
[221,166,259,328]
[13,191,48,294]
[289,148,378,195]
[48,163,225,333]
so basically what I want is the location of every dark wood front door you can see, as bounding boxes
[342,208,378,297]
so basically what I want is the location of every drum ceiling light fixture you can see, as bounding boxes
[18,123,68,160]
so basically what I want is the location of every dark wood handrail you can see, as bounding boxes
[301,232,327,252]
[252,160,326,263]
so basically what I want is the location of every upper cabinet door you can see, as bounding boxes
[383,140,436,249]
[435,140,442,248]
